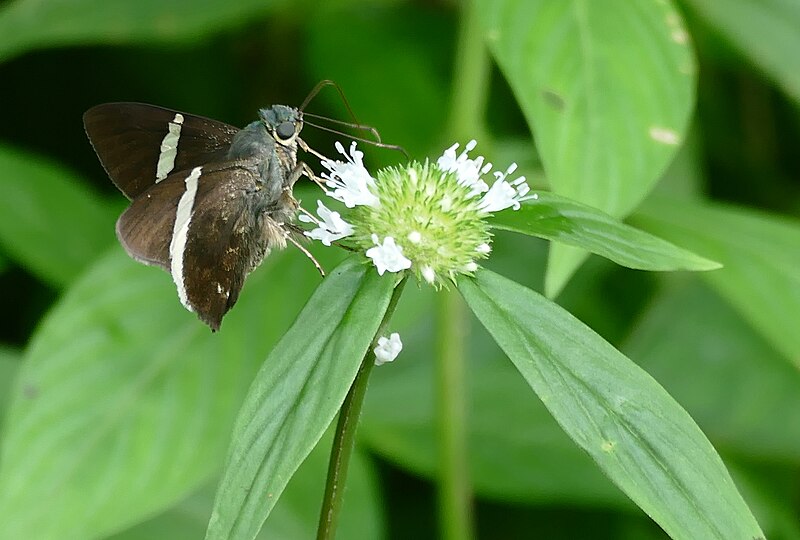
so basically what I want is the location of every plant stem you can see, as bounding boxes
[316,276,407,540]
[436,289,472,540]
[436,1,489,539]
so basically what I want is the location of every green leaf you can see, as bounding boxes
[633,197,800,368]
[681,0,800,103]
[489,194,719,272]
[475,0,696,296]
[0,146,117,287]
[112,447,383,540]
[458,269,763,540]
[0,0,287,62]
[624,279,800,463]
[0,249,325,540]
[205,258,399,540]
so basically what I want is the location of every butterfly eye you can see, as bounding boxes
[276,121,295,140]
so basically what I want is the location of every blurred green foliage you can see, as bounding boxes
[0,0,798,538]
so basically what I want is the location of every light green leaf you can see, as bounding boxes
[0,346,21,432]
[0,146,117,287]
[0,248,325,540]
[459,269,763,540]
[633,197,800,368]
[0,0,287,62]
[475,0,696,296]
[112,447,383,540]
[489,194,719,272]
[205,258,399,540]
[681,0,800,103]
[624,279,800,463]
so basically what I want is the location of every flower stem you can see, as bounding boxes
[436,0,489,538]
[436,288,473,540]
[316,276,407,540]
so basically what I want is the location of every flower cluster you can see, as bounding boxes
[301,140,535,287]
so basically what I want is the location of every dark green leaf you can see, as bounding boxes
[633,197,800,367]
[0,0,287,62]
[459,269,763,540]
[0,146,117,287]
[489,194,719,271]
[205,258,399,540]
[682,0,800,102]
[0,249,325,540]
[475,0,696,295]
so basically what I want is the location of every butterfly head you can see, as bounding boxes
[259,105,303,146]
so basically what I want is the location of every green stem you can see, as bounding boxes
[436,289,472,540]
[436,1,489,539]
[446,0,491,141]
[316,276,407,540]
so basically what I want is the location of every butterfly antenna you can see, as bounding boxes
[300,80,408,159]
[302,120,409,159]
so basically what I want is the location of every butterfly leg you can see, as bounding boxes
[285,231,325,277]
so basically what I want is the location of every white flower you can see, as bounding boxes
[365,235,412,275]
[298,200,354,246]
[437,139,491,196]
[321,141,380,208]
[477,163,531,213]
[374,332,402,366]
[421,265,436,284]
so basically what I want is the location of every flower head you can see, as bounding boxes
[301,139,534,287]
[374,332,402,366]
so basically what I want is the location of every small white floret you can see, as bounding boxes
[321,141,380,208]
[366,235,412,275]
[374,332,402,366]
[302,200,354,246]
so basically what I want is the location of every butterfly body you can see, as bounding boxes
[84,102,306,331]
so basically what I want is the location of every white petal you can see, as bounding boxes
[374,332,402,366]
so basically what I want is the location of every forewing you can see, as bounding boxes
[83,102,240,199]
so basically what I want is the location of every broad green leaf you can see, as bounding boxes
[489,194,719,272]
[0,0,286,62]
[624,279,800,463]
[459,269,763,540]
[681,0,800,103]
[205,258,399,540]
[633,197,800,368]
[0,248,326,540]
[113,447,383,540]
[0,146,117,287]
[475,0,696,296]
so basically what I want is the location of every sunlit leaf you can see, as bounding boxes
[633,197,800,368]
[206,258,399,540]
[0,248,326,540]
[681,0,800,103]
[0,146,117,287]
[475,0,696,296]
[489,194,719,272]
[0,0,287,62]
[459,269,763,540]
